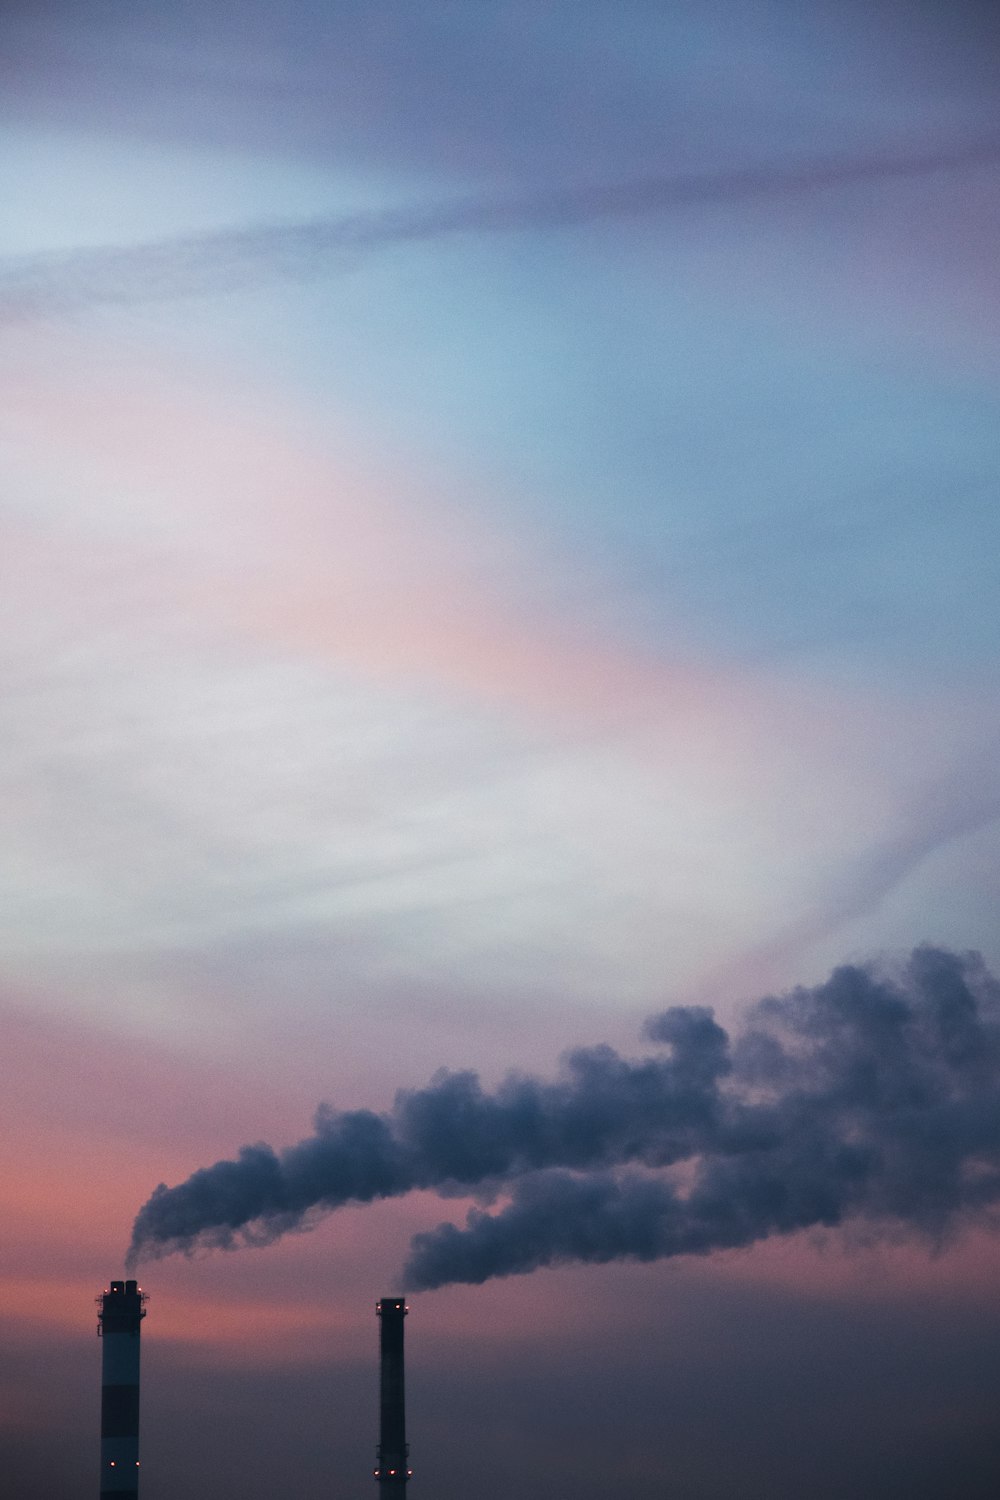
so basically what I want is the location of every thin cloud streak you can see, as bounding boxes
[3,137,999,325]
[725,748,1000,992]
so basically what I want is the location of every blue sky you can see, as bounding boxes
[2,5,1000,1497]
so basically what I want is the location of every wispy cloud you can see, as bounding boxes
[726,745,1000,990]
[3,138,998,326]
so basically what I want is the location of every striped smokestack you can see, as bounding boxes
[97,1279,146,1499]
[374,1297,411,1491]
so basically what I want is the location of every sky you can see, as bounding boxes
[2,2,1000,1496]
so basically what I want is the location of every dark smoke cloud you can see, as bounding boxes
[407,947,1000,1285]
[126,1004,728,1266]
[127,947,1000,1288]
[5,138,1000,326]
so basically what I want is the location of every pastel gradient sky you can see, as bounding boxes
[3,4,1000,1498]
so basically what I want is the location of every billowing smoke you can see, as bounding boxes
[126,1004,729,1266]
[127,947,1000,1287]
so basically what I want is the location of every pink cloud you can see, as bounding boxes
[2,325,991,992]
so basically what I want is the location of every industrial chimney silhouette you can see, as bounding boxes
[97,1279,146,1499]
[374,1297,412,1490]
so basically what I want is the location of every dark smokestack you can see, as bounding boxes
[375,1297,411,1491]
[97,1278,146,1499]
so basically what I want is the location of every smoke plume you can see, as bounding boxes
[127,947,1000,1286]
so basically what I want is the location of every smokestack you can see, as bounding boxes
[97,1279,146,1499]
[374,1297,411,1491]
